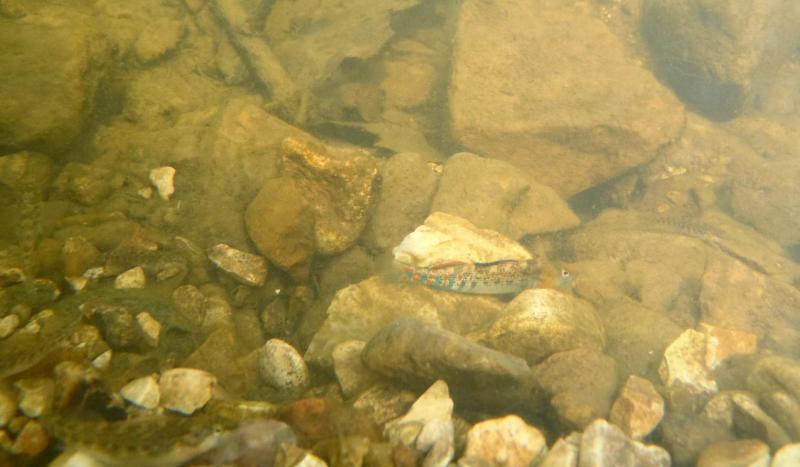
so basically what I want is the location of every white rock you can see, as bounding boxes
[385,380,454,451]
[138,186,153,199]
[91,350,112,370]
[580,419,670,466]
[332,340,375,398]
[659,329,718,399]
[773,443,800,467]
[114,266,146,289]
[49,449,105,467]
[294,451,328,467]
[259,339,309,391]
[207,243,268,286]
[159,368,216,415]
[15,378,55,418]
[136,312,161,348]
[149,166,176,200]
[462,415,547,466]
[0,314,19,338]
[393,211,531,267]
[120,375,160,410]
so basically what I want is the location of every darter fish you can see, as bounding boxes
[385,258,573,295]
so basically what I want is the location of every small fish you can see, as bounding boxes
[386,258,573,295]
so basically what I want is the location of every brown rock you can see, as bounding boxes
[462,415,546,466]
[363,152,439,251]
[700,253,800,356]
[696,439,770,467]
[245,177,315,277]
[281,137,379,255]
[532,349,619,430]
[11,419,49,455]
[450,1,683,196]
[280,398,330,441]
[609,375,664,440]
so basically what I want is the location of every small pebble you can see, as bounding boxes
[0,387,17,426]
[115,266,146,289]
[149,166,176,200]
[207,243,268,287]
[121,375,160,410]
[0,314,20,339]
[159,368,216,415]
[92,350,112,370]
[259,339,309,391]
[15,379,55,418]
[136,312,161,348]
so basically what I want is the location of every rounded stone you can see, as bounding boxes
[120,375,160,410]
[258,339,309,391]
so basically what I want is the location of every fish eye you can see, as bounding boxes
[561,269,570,277]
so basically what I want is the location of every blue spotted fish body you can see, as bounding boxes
[394,258,565,294]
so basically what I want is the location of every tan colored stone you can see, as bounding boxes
[281,137,379,255]
[463,415,546,466]
[659,329,718,404]
[696,439,769,467]
[450,1,683,196]
[609,375,664,440]
[698,322,757,370]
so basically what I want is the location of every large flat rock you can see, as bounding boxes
[449,0,684,196]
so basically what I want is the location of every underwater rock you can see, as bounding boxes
[430,153,579,238]
[609,375,664,440]
[363,152,440,251]
[135,18,185,64]
[148,166,176,200]
[0,18,109,152]
[135,312,161,348]
[450,0,683,196]
[304,276,504,369]
[282,137,379,255]
[246,137,379,272]
[172,284,207,328]
[53,163,124,206]
[460,415,546,467]
[642,0,800,120]
[120,375,160,410]
[332,340,377,398]
[317,246,376,299]
[700,252,800,356]
[11,419,49,456]
[0,386,16,426]
[207,243,268,287]
[728,153,800,249]
[114,266,146,289]
[0,315,19,339]
[532,348,619,430]
[204,418,298,467]
[265,0,420,92]
[773,444,800,467]
[578,419,670,466]
[601,299,683,380]
[393,211,532,267]
[361,318,533,409]
[697,322,757,371]
[15,378,54,418]
[538,432,580,467]
[62,236,101,278]
[82,302,141,351]
[659,329,719,411]
[245,177,315,279]
[258,339,309,391]
[478,288,605,366]
[384,380,454,464]
[695,439,770,467]
[159,368,216,415]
